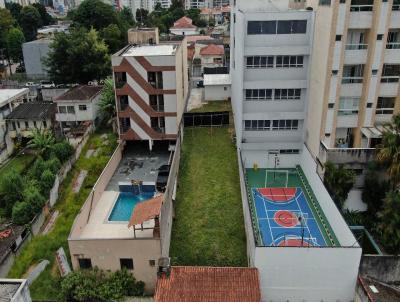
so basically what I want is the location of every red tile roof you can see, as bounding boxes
[154,266,261,302]
[200,44,224,56]
[185,35,213,42]
[128,194,163,227]
[171,16,196,29]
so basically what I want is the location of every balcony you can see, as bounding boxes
[342,77,363,84]
[56,113,79,122]
[344,45,368,64]
[318,141,375,166]
[380,76,399,83]
[349,7,373,28]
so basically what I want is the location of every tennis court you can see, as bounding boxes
[246,168,339,247]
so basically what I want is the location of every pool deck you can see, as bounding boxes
[80,191,155,239]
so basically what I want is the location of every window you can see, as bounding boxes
[119,117,130,133]
[276,56,303,68]
[381,64,400,82]
[12,122,16,131]
[149,260,156,266]
[387,31,400,49]
[79,105,87,111]
[244,120,271,131]
[342,65,364,83]
[393,0,400,11]
[274,89,301,100]
[224,87,227,91]
[114,72,127,88]
[150,95,164,111]
[376,97,395,114]
[33,121,37,128]
[120,258,134,270]
[119,95,129,111]
[335,35,342,41]
[58,106,66,113]
[246,56,274,68]
[279,149,300,154]
[247,21,277,35]
[67,106,75,114]
[272,119,299,130]
[319,0,331,5]
[43,120,47,128]
[328,103,335,108]
[366,103,373,108]
[377,34,383,40]
[17,122,20,128]
[78,258,92,269]
[24,121,29,129]
[338,97,360,115]
[245,89,273,100]
[277,20,307,34]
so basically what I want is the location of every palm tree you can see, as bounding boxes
[98,77,116,130]
[324,161,355,209]
[28,128,55,156]
[377,191,400,254]
[377,114,400,188]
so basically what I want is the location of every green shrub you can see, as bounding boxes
[52,141,74,163]
[0,170,24,217]
[30,157,46,180]
[23,184,46,213]
[40,169,56,191]
[44,157,61,175]
[12,201,34,225]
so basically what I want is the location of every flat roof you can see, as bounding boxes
[0,279,27,302]
[121,44,177,57]
[0,89,29,108]
[246,167,339,247]
[204,74,231,86]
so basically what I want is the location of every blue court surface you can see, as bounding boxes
[251,187,327,247]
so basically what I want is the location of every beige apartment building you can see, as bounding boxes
[305,0,400,206]
[111,41,188,150]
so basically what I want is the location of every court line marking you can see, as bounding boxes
[251,188,264,246]
[296,190,327,246]
[259,191,275,246]
[293,189,314,241]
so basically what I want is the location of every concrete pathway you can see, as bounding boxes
[72,170,88,193]
[42,210,59,235]
[186,88,204,112]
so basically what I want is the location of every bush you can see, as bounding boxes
[44,157,61,175]
[0,170,25,217]
[40,169,55,191]
[61,268,145,302]
[30,157,46,180]
[52,141,74,163]
[12,201,34,225]
[23,184,46,213]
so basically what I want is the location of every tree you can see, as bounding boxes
[32,3,54,26]
[7,27,25,63]
[45,27,110,84]
[0,170,24,217]
[60,268,145,302]
[28,128,56,156]
[5,2,22,24]
[136,8,149,26]
[377,191,400,254]
[98,77,116,124]
[19,5,42,41]
[0,8,15,49]
[12,201,33,225]
[377,114,400,188]
[101,24,122,54]
[72,0,117,31]
[52,141,74,162]
[40,169,55,191]
[323,161,355,209]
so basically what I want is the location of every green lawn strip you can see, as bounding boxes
[170,127,247,266]
[189,100,231,113]
[0,153,35,184]
[7,131,117,300]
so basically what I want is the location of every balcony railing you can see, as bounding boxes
[342,77,363,84]
[152,127,165,134]
[381,76,399,83]
[345,43,368,50]
[350,5,373,12]
[386,42,400,49]
[393,4,400,11]
[150,105,164,112]
[318,141,375,165]
[115,81,126,89]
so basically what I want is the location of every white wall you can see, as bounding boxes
[204,85,231,101]
[255,246,361,302]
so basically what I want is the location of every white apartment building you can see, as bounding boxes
[231,1,361,301]
[306,0,400,208]
[185,0,212,9]
[111,42,188,149]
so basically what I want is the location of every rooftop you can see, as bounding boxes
[154,266,261,302]
[199,44,224,56]
[56,85,102,102]
[204,74,231,86]
[0,89,29,107]
[23,38,52,45]
[171,16,196,29]
[5,102,56,120]
[128,194,163,227]
[0,279,27,302]
[359,276,400,302]
[120,44,178,57]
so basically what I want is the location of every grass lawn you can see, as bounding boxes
[7,130,117,300]
[0,153,35,184]
[189,100,231,113]
[169,125,247,267]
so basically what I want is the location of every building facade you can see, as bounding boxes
[305,0,400,208]
[111,42,188,150]
[0,279,32,302]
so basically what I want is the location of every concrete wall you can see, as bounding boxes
[22,39,50,78]
[204,85,230,101]
[360,255,400,284]
[255,246,361,301]
[68,238,160,293]
[41,88,69,102]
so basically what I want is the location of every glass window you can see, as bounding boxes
[277,20,291,34]
[24,121,29,129]
[292,20,307,33]
[376,97,395,114]
[79,105,87,111]
[120,258,134,270]
[67,106,75,114]
[78,258,92,269]
[338,97,360,115]
[58,106,66,113]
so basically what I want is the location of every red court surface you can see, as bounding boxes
[274,210,298,227]
[277,238,313,247]
[257,188,296,202]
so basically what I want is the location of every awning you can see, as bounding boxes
[128,194,163,228]
[361,125,390,139]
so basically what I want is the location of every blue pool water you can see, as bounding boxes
[108,191,155,221]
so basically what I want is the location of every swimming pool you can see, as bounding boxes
[108,191,155,221]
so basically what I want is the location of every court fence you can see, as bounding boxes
[183,111,229,127]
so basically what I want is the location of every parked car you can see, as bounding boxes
[40,80,55,88]
[25,82,36,87]
[156,165,170,192]
[196,80,204,88]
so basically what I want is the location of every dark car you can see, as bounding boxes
[196,80,204,88]
[156,165,170,192]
